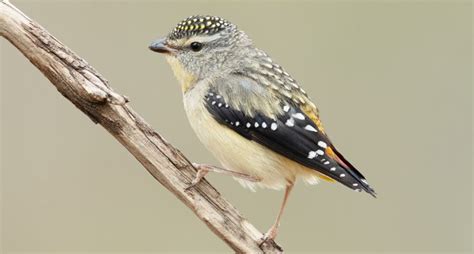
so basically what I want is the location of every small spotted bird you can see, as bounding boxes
[150,15,376,242]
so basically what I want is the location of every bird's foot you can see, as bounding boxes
[259,224,279,246]
[185,163,260,191]
[185,165,210,191]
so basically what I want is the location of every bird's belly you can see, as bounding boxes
[183,90,321,190]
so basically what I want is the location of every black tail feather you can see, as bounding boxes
[332,146,377,198]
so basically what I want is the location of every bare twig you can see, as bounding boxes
[0,1,283,253]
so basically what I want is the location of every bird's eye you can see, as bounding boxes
[190,42,203,52]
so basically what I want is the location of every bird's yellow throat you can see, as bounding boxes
[165,55,197,93]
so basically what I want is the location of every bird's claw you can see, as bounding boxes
[185,167,209,191]
[259,235,276,248]
[184,180,199,191]
[259,225,278,247]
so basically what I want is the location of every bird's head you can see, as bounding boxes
[149,15,253,90]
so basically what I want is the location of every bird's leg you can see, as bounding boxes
[186,163,260,190]
[261,183,294,243]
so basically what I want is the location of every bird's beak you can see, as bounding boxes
[149,38,175,54]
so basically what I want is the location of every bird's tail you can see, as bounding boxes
[329,146,377,198]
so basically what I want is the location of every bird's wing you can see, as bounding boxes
[205,75,376,196]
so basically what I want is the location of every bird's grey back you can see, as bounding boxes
[169,15,317,113]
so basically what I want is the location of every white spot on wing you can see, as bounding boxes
[304,125,317,132]
[285,118,295,127]
[271,122,278,130]
[318,141,327,148]
[308,151,317,159]
[283,105,290,112]
[316,150,324,155]
[292,113,305,120]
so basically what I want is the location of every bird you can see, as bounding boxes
[149,15,376,243]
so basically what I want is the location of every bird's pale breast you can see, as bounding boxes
[183,81,323,190]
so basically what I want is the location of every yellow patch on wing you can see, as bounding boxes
[315,172,336,182]
[299,103,337,183]
[326,146,336,158]
[325,146,348,169]
[301,103,326,134]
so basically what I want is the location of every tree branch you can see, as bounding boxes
[0,1,282,253]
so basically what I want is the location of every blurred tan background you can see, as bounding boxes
[1,0,472,253]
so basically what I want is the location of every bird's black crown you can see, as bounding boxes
[169,15,233,40]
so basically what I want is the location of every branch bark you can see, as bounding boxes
[0,1,282,253]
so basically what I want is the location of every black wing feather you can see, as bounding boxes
[204,90,376,196]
